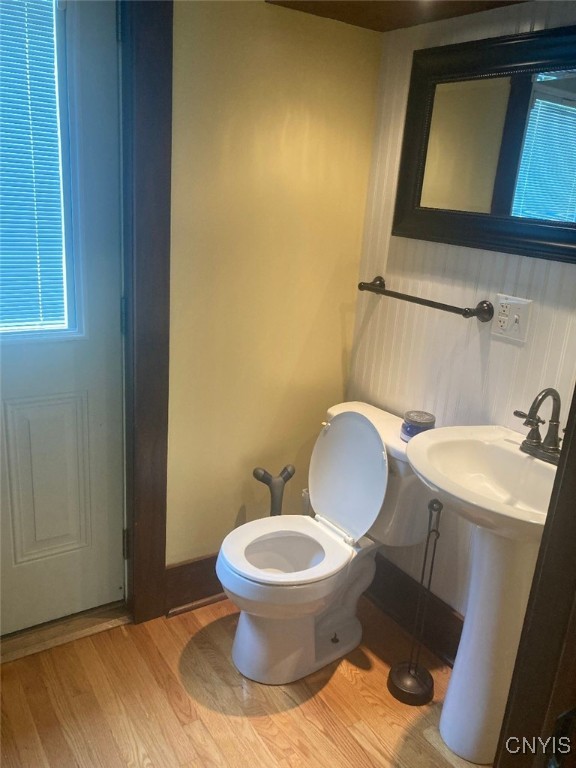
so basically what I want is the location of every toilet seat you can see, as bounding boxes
[219,515,353,586]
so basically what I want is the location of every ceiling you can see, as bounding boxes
[266,1,525,33]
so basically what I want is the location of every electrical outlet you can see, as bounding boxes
[492,294,532,343]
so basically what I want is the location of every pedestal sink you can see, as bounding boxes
[406,426,556,765]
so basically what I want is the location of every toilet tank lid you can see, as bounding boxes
[327,402,407,462]
[309,411,389,544]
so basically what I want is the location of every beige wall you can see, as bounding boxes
[167,1,382,564]
[421,77,511,213]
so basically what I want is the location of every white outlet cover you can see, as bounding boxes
[492,294,532,344]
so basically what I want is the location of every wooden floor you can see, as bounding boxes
[1,597,476,768]
[1,602,131,664]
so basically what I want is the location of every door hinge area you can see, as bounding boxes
[120,295,127,336]
[116,0,122,44]
[122,528,131,560]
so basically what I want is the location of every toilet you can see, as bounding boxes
[216,401,430,685]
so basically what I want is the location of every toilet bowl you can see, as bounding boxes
[216,402,430,685]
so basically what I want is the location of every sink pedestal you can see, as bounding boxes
[406,424,555,764]
[439,527,540,764]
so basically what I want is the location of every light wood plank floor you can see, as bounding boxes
[1,597,477,768]
[1,602,131,664]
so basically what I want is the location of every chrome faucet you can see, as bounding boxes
[513,388,562,466]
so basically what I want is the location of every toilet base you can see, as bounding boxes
[231,551,377,685]
[232,610,363,685]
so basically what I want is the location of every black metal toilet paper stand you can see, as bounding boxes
[387,498,443,706]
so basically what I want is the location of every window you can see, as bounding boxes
[512,72,576,223]
[0,0,77,336]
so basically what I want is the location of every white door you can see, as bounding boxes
[0,1,124,634]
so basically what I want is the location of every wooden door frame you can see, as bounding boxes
[121,0,172,623]
[122,5,576,752]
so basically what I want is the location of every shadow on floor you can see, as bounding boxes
[393,706,480,768]
[177,608,377,716]
[178,596,447,718]
[359,596,447,673]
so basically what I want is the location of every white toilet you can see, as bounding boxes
[216,401,430,685]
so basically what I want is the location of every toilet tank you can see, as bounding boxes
[326,402,430,547]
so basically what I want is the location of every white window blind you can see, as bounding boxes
[0,0,74,334]
[512,84,576,223]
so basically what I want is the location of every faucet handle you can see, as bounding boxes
[513,410,545,427]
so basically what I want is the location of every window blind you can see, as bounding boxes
[0,0,70,333]
[512,96,576,223]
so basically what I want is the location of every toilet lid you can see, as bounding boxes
[309,411,388,544]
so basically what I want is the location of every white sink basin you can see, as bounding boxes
[406,425,557,764]
[407,425,556,540]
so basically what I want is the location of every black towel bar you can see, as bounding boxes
[358,276,494,323]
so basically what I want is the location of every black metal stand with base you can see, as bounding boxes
[387,498,443,706]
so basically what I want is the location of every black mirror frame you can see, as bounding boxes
[392,24,576,264]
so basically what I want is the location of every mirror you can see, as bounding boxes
[393,25,576,263]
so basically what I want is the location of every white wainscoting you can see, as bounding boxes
[348,1,576,614]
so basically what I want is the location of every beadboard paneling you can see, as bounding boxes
[348,1,576,614]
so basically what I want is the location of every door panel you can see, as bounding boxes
[0,1,124,634]
[4,393,90,561]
